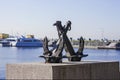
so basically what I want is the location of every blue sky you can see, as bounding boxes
[0,0,120,40]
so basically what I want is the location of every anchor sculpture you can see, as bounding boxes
[40,36,64,63]
[40,21,88,63]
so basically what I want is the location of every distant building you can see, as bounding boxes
[0,33,9,39]
[26,34,34,38]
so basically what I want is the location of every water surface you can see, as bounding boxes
[0,47,120,79]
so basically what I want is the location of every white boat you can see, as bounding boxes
[0,36,43,47]
[98,42,120,50]
[0,37,17,47]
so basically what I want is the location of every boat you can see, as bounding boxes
[0,36,43,47]
[16,37,43,47]
[0,37,18,47]
[97,42,120,50]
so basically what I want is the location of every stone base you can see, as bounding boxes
[6,61,119,79]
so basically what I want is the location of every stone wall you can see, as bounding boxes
[6,61,119,80]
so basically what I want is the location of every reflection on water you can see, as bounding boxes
[0,47,120,79]
[0,47,44,79]
[83,48,120,61]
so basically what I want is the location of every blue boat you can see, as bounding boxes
[16,37,43,47]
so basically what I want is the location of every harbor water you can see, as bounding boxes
[0,47,120,79]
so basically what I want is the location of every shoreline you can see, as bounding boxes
[73,45,98,49]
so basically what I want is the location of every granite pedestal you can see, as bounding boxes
[6,61,119,80]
